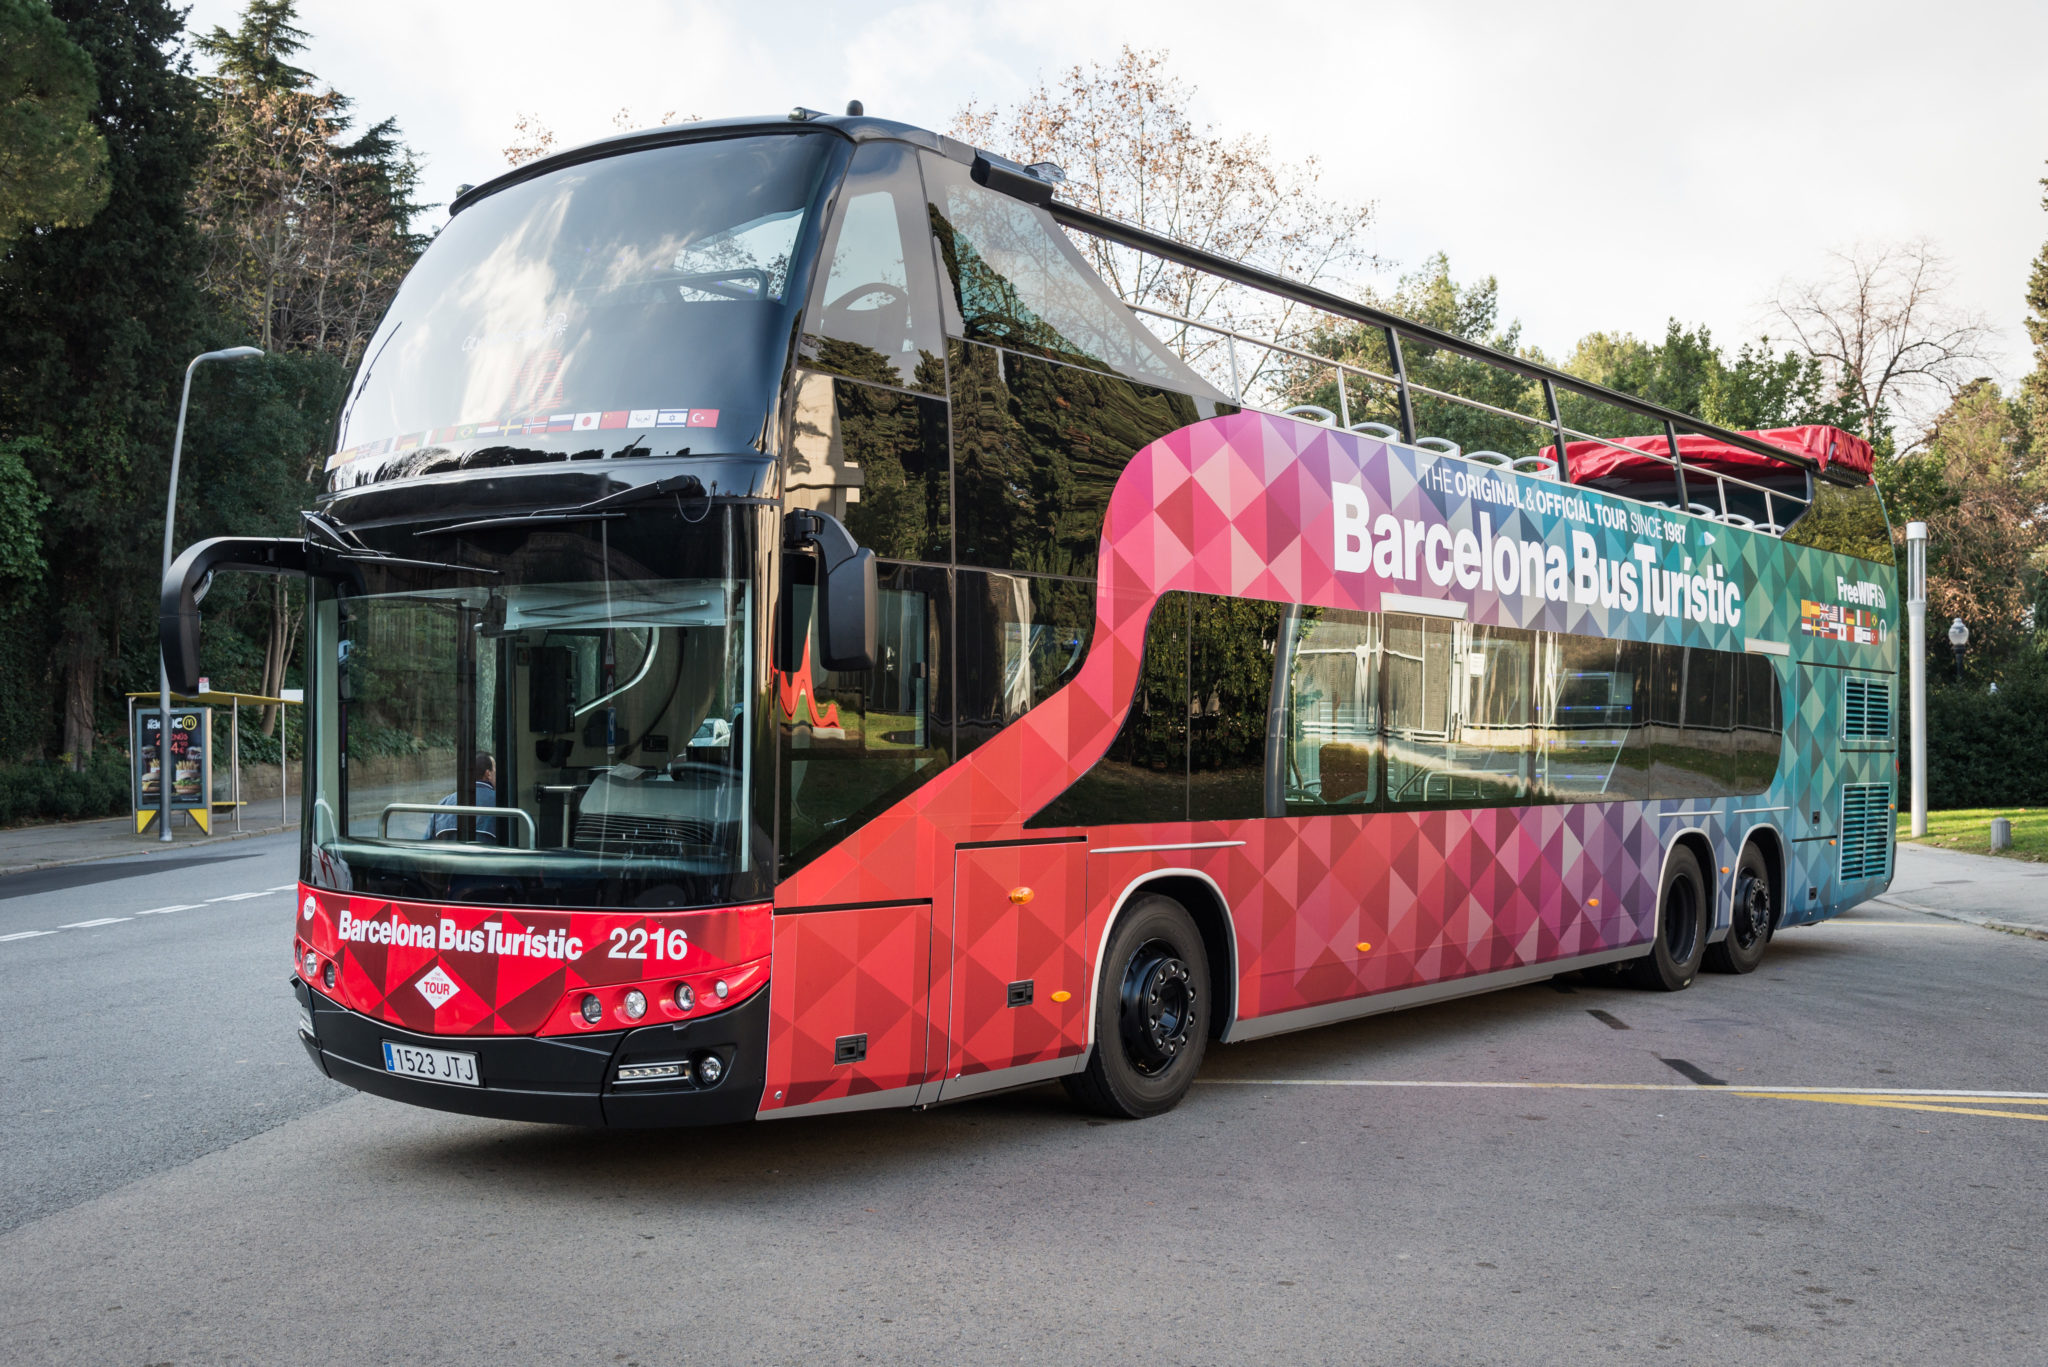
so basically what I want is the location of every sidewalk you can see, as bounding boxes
[0,813,298,878]
[1874,841,2048,941]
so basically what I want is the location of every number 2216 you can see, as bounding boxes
[607,926,689,961]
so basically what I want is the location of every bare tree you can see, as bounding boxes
[953,47,1375,399]
[1769,239,1995,448]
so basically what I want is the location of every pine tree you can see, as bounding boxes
[0,0,110,248]
[2023,162,2048,450]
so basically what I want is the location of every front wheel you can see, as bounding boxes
[1630,846,1709,992]
[1063,894,1211,1119]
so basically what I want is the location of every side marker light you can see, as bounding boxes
[1357,942,1372,952]
[1050,990,1072,1003]
[1009,887,1034,905]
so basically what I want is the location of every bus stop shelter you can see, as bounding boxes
[126,688,300,836]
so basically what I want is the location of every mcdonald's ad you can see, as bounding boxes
[133,707,212,832]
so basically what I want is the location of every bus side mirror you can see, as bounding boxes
[784,510,877,672]
[159,536,312,693]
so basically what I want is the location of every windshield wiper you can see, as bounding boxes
[416,473,709,538]
[305,510,499,576]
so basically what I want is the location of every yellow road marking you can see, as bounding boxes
[1200,1078,2048,1121]
[1732,1092,2048,1122]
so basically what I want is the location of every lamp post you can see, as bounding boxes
[1906,523,1928,836]
[1947,618,1969,687]
[157,346,264,843]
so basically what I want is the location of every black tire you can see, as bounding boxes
[1630,846,1708,992]
[1063,894,1211,1119]
[1704,843,1774,974]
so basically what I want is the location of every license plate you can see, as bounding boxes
[382,1041,480,1087]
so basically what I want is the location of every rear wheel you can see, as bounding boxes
[1704,843,1774,974]
[1064,894,1211,1119]
[1630,846,1708,992]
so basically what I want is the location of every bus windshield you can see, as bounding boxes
[328,133,841,489]
[304,502,766,909]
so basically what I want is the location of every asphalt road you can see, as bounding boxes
[2,842,2044,1366]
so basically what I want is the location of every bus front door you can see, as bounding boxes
[937,839,1089,1096]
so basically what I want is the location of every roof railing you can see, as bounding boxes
[1124,301,1809,537]
[1043,195,1853,538]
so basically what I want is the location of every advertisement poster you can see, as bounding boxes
[134,707,212,833]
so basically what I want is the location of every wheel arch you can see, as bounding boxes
[1659,827,1718,939]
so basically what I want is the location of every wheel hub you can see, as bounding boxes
[1731,873,1771,950]
[1118,940,1197,1077]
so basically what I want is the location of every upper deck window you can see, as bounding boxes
[329,134,840,490]
[921,152,1222,398]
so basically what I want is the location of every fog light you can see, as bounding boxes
[302,949,317,978]
[322,961,336,990]
[714,979,729,1000]
[696,1053,724,1087]
[623,989,647,1021]
[674,982,694,1012]
[579,993,603,1025]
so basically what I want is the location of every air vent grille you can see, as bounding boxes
[1839,782,1892,883]
[1844,677,1891,741]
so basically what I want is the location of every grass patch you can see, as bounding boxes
[1897,807,2048,862]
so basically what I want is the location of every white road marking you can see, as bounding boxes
[2,886,290,945]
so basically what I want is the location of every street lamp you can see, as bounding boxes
[157,345,264,842]
[1947,617,1970,686]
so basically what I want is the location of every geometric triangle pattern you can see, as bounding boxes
[798,410,1894,1109]
[768,411,1901,1107]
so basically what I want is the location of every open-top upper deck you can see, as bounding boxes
[323,109,1880,567]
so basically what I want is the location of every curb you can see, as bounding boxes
[0,822,299,879]
[1867,894,2048,944]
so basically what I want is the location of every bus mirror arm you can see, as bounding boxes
[159,536,328,694]
[784,510,878,672]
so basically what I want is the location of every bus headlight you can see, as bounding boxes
[623,989,647,1021]
[714,979,729,1000]
[579,993,603,1025]
[302,949,317,979]
[674,983,694,1012]
[322,961,336,990]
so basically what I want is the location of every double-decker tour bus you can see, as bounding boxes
[162,108,1898,1125]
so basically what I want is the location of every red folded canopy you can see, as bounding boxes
[1549,424,1873,485]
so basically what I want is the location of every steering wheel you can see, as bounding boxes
[825,281,908,319]
[664,758,735,789]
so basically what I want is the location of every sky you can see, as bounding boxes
[187,0,2048,406]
